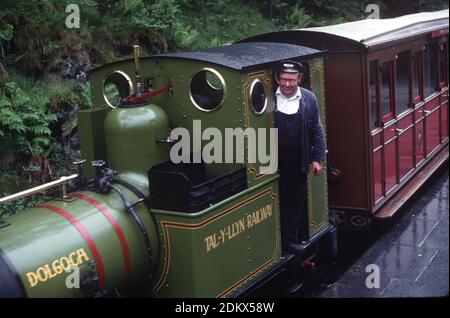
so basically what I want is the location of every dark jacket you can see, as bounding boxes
[274,87,326,172]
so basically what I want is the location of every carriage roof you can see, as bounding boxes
[300,9,448,49]
[238,9,448,52]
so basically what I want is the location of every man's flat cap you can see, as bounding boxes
[276,60,305,74]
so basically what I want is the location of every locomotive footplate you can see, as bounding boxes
[230,254,295,298]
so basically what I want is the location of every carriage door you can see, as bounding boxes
[412,51,426,165]
[423,43,441,156]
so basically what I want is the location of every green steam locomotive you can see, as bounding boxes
[0,41,333,297]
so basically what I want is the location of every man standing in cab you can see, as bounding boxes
[274,60,326,255]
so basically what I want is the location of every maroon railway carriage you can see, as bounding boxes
[241,10,449,227]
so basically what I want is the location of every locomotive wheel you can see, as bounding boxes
[350,214,367,228]
[345,213,372,231]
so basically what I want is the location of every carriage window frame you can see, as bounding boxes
[395,51,412,116]
[424,42,439,98]
[369,60,380,130]
[412,51,423,104]
[439,42,448,88]
[189,68,226,112]
[381,61,395,122]
[103,70,134,108]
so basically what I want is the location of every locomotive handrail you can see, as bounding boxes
[0,174,78,205]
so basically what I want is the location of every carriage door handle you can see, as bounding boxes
[421,109,431,115]
[390,128,403,133]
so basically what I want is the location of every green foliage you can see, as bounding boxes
[285,5,313,29]
[0,75,56,216]
[80,82,92,108]
[0,12,14,58]
[0,72,80,217]
[1,1,64,73]
[266,0,377,27]
[0,193,51,218]
[1,0,277,65]
[0,79,56,158]
[0,67,90,207]
[173,1,275,49]
[1,0,448,70]
[0,63,6,96]
[104,82,121,107]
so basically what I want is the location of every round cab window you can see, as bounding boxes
[250,79,267,115]
[190,68,225,112]
[103,71,133,108]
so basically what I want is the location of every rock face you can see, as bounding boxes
[51,100,81,164]
[57,56,91,82]
[53,46,91,162]
[57,42,92,82]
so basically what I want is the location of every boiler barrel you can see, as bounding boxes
[0,188,158,297]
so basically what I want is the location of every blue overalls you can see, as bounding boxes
[275,98,309,251]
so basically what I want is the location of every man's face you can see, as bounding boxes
[279,72,301,98]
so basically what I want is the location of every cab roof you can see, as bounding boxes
[157,42,322,70]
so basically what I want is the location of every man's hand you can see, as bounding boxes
[312,161,323,176]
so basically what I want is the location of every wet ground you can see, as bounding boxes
[304,169,449,298]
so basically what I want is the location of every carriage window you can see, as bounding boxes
[103,71,134,108]
[249,79,268,115]
[439,43,448,87]
[396,51,410,115]
[424,43,439,97]
[413,52,422,103]
[381,62,394,122]
[190,68,226,112]
[370,61,378,129]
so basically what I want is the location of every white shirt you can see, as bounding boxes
[275,87,302,114]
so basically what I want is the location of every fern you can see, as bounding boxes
[0,77,56,159]
[286,5,313,29]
